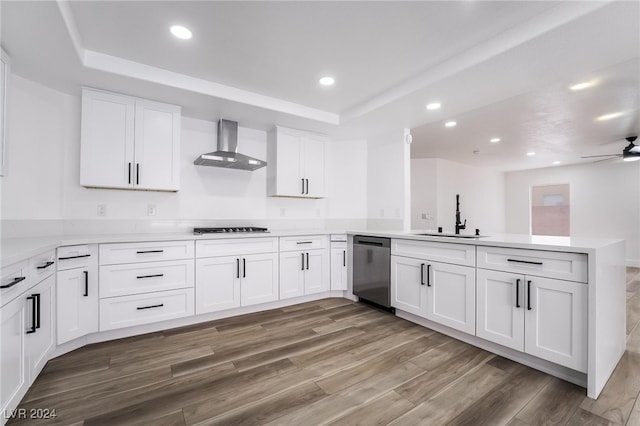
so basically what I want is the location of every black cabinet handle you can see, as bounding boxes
[527,280,532,310]
[136,274,164,279]
[236,258,240,279]
[37,261,55,270]
[306,253,309,270]
[83,271,89,297]
[343,250,346,267]
[515,279,521,308]
[305,178,309,194]
[35,294,41,329]
[128,162,132,184]
[1,276,26,289]
[301,178,305,194]
[296,241,313,245]
[136,163,140,185]
[426,264,432,287]
[137,303,164,310]
[136,250,164,254]
[243,258,246,278]
[507,258,543,266]
[420,263,425,285]
[301,253,305,271]
[58,254,90,260]
[26,295,37,334]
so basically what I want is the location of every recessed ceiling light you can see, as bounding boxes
[552,161,561,165]
[596,112,623,121]
[490,138,501,143]
[570,80,596,91]
[170,25,192,40]
[426,102,441,110]
[526,152,536,156]
[445,121,457,128]
[319,76,335,86]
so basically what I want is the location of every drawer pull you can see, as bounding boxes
[136,274,164,279]
[420,263,425,285]
[507,258,543,266]
[137,303,164,310]
[1,276,26,289]
[136,250,164,254]
[26,295,37,334]
[306,253,309,270]
[426,264,432,287]
[58,254,90,260]
[296,241,313,245]
[37,261,55,269]
[515,279,521,308]
[527,280,532,311]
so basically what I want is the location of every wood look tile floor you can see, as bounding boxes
[10,268,640,426]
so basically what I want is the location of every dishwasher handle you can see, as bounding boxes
[353,236,390,248]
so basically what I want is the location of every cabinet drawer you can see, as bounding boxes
[331,241,347,250]
[29,250,56,282]
[57,245,92,271]
[477,246,587,283]
[280,235,328,252]
[99,240,194,265]
[1,260,31,307]
[99,288,194,331]
[330,234,347,242]
[391,239,475,267]
[196,237,278,258]
[100,259,194,298]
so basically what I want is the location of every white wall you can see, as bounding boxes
[411,158,505,235]
[1,75,368,234]
[505,161,640,266]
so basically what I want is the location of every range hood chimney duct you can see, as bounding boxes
[194,119,267,171]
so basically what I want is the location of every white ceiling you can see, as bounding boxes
[1,1,639,171]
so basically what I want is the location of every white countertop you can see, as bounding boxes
[1,228,624,267]
[0,229,339,266]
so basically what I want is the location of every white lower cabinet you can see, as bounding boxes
[26,275,56,381]
[330,246,348,291]
[195,242,279,314]
[57,245,99,344]
[391,255,475,334]
[1,294,28,418]
[279,249,329,300]
[476,268,587,372]
[100,288,194,331]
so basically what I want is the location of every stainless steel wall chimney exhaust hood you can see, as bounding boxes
[194,119,267,171]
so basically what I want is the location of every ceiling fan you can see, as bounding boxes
[581,136,640,162]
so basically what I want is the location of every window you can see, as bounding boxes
[531,184,570,236]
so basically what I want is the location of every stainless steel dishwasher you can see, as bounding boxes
[353,235,392,311]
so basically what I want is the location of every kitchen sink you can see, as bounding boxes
[414,232,486,239]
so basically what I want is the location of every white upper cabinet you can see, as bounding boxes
[267,126,326,198]
[80,88,181,192]
[0,49,10,177]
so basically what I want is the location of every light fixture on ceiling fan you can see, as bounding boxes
[581,136,640,162]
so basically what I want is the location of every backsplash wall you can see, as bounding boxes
[1,75,369,236]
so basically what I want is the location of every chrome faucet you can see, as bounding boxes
[455,194,466,234]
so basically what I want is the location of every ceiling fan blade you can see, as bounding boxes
[580,154,621,158]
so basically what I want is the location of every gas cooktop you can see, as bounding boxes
[194,227,269,234]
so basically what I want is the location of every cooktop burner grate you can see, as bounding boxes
[194,227,269,234]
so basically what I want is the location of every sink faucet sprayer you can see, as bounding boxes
[455,194,466,235]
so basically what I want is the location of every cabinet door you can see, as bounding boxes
[305,249,330,295]
[279,251,305,300]
[195,256,241,314]
[524,277,587,372]
[1,294,28,415]
[426,261,476,334]
[476,269,525,351]
[275,130,303,196]
[300,136,325,198]
[26,275,55,383]
[241,253,279,306]
[390,255,427,317]
[80,88,135,189]
[330,248,348,291]
[133,99,181,191]
[57,268,99,344]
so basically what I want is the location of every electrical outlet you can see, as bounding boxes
[422,213,434,220]
[97,204,106,216]
[280,208,285,217]
[147,204,157,216]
